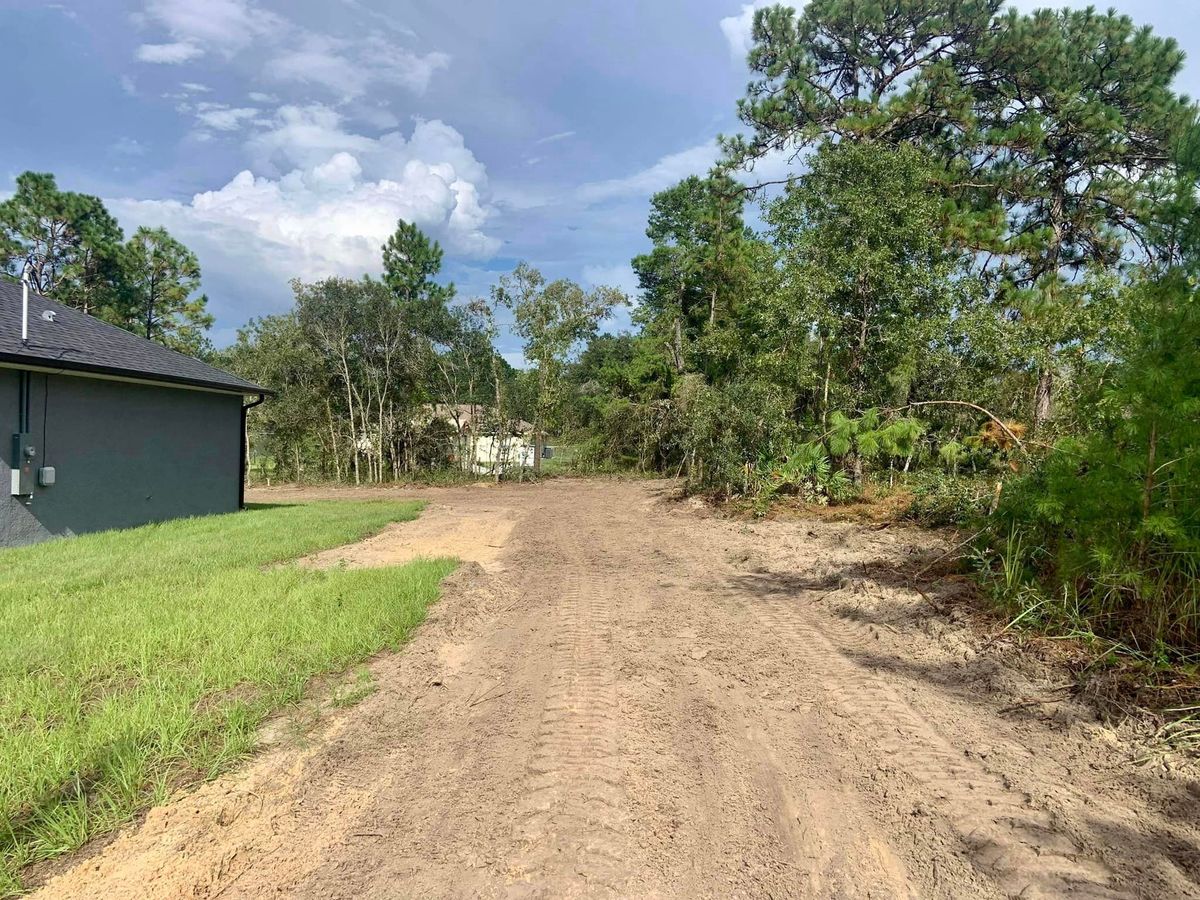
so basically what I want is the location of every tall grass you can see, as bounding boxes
[0,501,455,893]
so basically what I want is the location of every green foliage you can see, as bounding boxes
[967,6,1191,425]
[725,0,1000,155]
[631,174,766,380]
[119,226,214,355]
[0,172,214,351]
[281,269,493,482]
[494,263,625,464]
[905,470,995,527]
[986,274,1200,652]
[724,1,1191,427]
[768,141,971,410]
[382,219,456,342]
[823,409,926,483]
[0,172,124,315]
[219,313,330,481]
[753,441,855,510]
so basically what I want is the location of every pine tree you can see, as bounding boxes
[0,171,125,315]
[723,0,1001,168]
[631,174,761,380]
[120,226,214,354]
[965,7,1190,426]
[381,219,456,343]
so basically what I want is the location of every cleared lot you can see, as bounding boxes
[32,479,1200,898]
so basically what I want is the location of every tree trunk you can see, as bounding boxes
[325,400,342,482]
[821,360,831,429]
[339,353,359,485]
[1139,419,1158,561]
[670,317,685,374]
[491,356,504,484]
[1032,179,1066,431]
[533,366,549,477]
[1033,366,1053,428]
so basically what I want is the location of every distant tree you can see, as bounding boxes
[494,264,624,472]
[119,226,213,354]
[767,141,967,414]
[0,171,124,315]
[0,172,216,353]
[382,219,456,342]
[632,174,764,382]
[221,313,333,481]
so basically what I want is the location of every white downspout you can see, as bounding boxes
[20,263,31,344]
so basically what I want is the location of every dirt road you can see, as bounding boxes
[37,480,1200,898]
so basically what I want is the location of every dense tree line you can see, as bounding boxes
[0,172,213,353]
[221,225,620,483]
[558,0,1200,654]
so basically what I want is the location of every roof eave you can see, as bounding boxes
[0,353,272,396]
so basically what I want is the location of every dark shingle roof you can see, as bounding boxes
[0,281,267,395]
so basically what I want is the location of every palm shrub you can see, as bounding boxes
[827,410,927,484]
[752,441,855,510]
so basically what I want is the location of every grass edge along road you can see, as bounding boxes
[0,500,456,894]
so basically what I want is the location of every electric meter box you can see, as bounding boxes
[10,433,34,496]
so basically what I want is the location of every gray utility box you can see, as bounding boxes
[38,466,56,487]
[11,433,35,496]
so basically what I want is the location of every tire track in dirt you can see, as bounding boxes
[746,590,1124,899]
[505,553,633,894]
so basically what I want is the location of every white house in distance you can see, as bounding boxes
[422,404,538,475]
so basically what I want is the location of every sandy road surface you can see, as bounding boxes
[37,480,1200,898]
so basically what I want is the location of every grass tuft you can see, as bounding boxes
[0,500,455,894]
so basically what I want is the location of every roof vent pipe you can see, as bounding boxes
[20,263,31,344]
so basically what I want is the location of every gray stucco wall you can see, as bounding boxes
[0,368,243,547]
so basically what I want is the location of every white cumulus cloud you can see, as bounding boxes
[136,42,203,64]
[111,111,500,298]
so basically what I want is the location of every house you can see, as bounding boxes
[0,280,268,548]
[422,403,539,474]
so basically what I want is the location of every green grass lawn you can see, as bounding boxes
[0,501,455,893]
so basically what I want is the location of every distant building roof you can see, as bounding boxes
[0,280,267,395]
[423,403,535,435]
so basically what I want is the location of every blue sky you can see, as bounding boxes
[3,1,1199,361]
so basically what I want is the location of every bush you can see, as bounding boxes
[983,275,1200,654]
[672,376,797,495]
[751,441,856,510]
[904,471,996,527]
